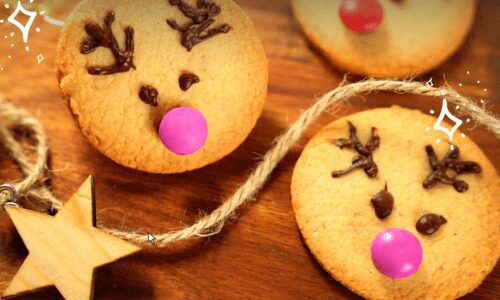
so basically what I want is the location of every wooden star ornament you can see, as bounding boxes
[3,176,141,300]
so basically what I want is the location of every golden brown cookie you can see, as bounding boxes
[291,0,477,78]
[291,107,499,299]
[57,0,268,173]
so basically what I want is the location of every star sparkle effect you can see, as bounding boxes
[7,1,37,44]
[425,72,492,144]
[0,0,51,72]
[36,53,44,64]
[433,99,463,142]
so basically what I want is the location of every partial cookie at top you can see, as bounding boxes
[291,107,499,299]
[291,0,477,78]
[56,0,268,173]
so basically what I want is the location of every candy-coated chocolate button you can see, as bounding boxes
[371,228,422,279]
[158,107,208,155]
[339,0,384,33]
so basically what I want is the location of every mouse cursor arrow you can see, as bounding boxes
[147,233,156,245]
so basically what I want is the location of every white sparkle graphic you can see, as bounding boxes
[433,99,463,142]
[425,78,433,87]
[37,54,44,64]
[7,1,37,43]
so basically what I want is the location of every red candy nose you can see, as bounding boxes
[339,0,384,33]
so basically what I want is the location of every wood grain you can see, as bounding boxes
[0,0,498,299]
[3,177,140,300]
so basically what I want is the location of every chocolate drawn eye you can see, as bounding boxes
[179,72,200,91]
[81,11,136,75]
[416,213,447,235]
[139,86,159,107]
[370,183,394,219]
[137,71,200,108]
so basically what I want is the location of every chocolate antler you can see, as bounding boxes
[167,0,232,51]
[423,145,481,193]
[332,122,380,178]
[81,12,136,75]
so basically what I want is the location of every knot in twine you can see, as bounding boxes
[0,79,499,247]
[0,99,63,211]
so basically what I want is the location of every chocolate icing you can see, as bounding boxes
[139,86,159,107]
[81,12,136,75]
[179,72,200,91]
[167,0,232,51]
[332,122,380,178]
[416,213,447,235]
[371,184,394,219]
[423,145,481,193]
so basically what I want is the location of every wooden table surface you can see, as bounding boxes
[0,0,498,299]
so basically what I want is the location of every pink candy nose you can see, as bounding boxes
[339,0,384,33]
[371,228,423,279]
[158,107,208,155]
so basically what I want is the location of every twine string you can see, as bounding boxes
[1,79,498,247]
[0,100,63,211]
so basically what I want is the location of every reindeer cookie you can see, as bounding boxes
[56,0,268,173]
[291,107,499,299]
[291,0,477,78]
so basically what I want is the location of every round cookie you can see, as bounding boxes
[291,107,499,299]
[56,0,268,173]
[291,0,477,78]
